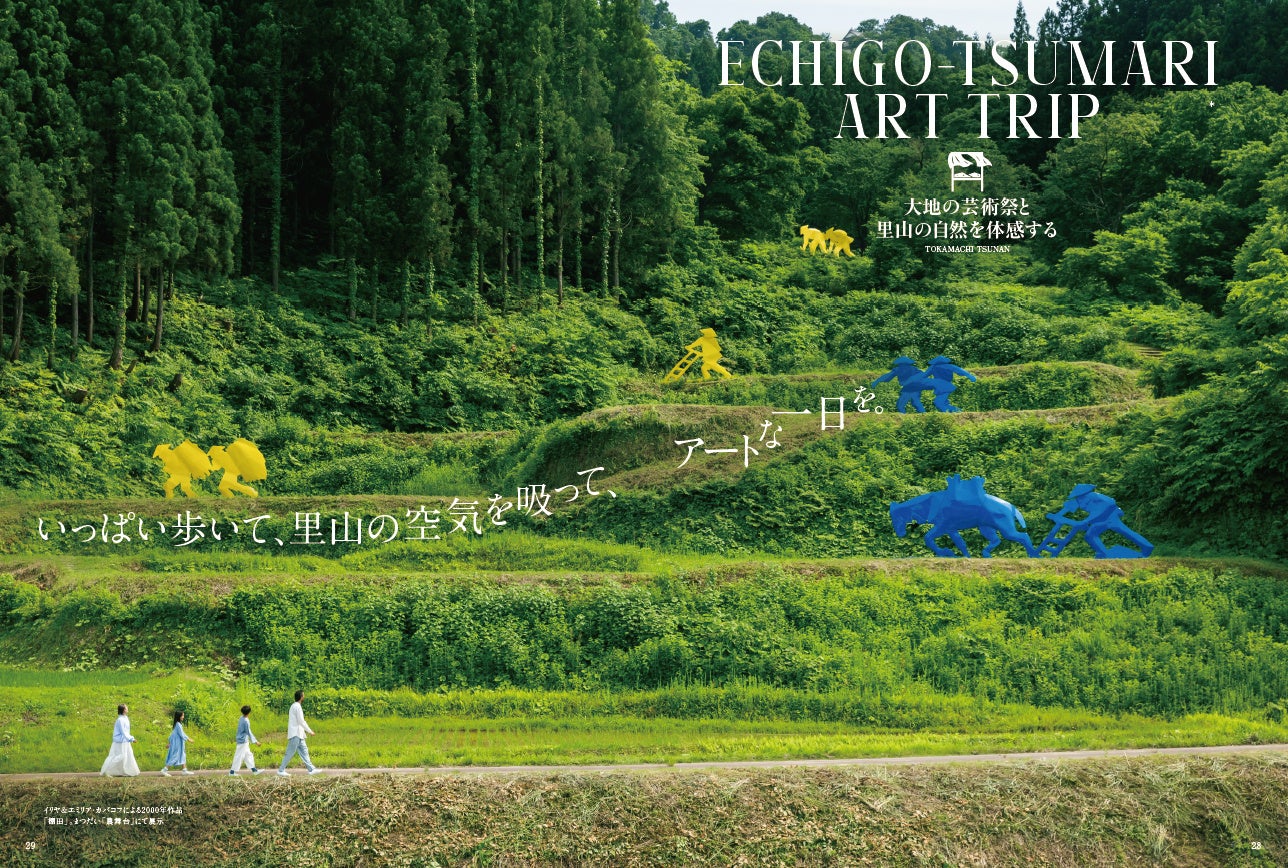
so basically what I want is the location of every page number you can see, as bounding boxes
[24,841,37,850]
[1252,842,1263,850]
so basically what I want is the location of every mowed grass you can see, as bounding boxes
[2,758,1286,866]
[4,667,1287,774]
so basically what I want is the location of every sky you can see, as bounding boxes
[662,1,1057,43]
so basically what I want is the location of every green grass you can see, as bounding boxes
[234,711,1288,769]
[3,668,1287,773]
[0,668,159,688]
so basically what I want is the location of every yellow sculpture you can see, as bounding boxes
[799,224,828,254]
[824,227,855,257]
[152,441,214,498]
[208,438,268,498]
[664,328,732,383]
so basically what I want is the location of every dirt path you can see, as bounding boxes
[2,742,1285,782]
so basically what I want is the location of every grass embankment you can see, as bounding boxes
[5,667,1287,773]
[2,560,1287,773]
[7,563,1288,712]
[2,354,1214,560]
[1,757,1285,865]
[2,396,1176,560]
[620,360,1149,412]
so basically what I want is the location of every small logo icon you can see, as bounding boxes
[948,152,990,192]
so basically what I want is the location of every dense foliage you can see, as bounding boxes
[3,565,1286,720]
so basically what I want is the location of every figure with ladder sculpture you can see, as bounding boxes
[1039,484,1153,558]
[664,328,732,383]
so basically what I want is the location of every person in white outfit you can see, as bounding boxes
[278,690,322,776]
[100,704,140,777]
[230,704,261,775]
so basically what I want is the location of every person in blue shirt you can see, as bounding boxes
[871,357,932,413]
[229,705,262,775]
[923,356,977,412]
[100,704,140,777]
[161,710,194,776]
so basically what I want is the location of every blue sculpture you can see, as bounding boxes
[872,356,975,413]
[890,474,1038,557]
[923,356,977,412]
[871,356,930,413]
[1039,484,1153,558]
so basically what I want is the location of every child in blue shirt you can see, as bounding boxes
[229,705,261,775]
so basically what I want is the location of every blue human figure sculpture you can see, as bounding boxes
[890,474,1038,557]
[922,356,977,412]
[872,357,930,413]
[1040,483,1153,558]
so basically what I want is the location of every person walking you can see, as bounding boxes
[229,705,261,775]
[161,710,195,776]
[277,690,322,776]
[100,704,140,777]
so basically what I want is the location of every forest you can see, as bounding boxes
[0,0,1286,335]
[0,0,1286,560]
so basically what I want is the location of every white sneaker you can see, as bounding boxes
[160,769,171,777]
[308,768,324,775]
[182,770,195,775]
[277,770,289,777]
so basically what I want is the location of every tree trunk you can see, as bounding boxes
[499,231,509,315]
[500,229,508,305]
[557,230,564,307]
[535,75,545,310]
[71,247,80,361]
[424,261,436,339]
[8,271,25,362]
[612,194,621,293]
[128,260,141,321]
[347,257,357,321]
[515,235,522,310]
[245,192,255,276]
[235,188,246,277]
[140,267,151,334]
[47,276,57,369]
[270,62,282,297]
[466,0,482,328]
[575,211,583,291]
[87,220,94,345]
[268,2,283,307]
[370,260,379,322]
[601,207,610,297]
[150,266,166,353]
[400,260,410,328]
[109,259,128,370]
[0,256,7,359]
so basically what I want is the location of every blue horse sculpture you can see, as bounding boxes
[890,474,1038,557]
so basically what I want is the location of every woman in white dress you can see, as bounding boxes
[100,704,140,776]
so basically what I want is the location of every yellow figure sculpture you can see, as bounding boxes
[664,328,732,382]
[824,227,855,257]
[798,224,828,254]
[152,441,214,498]
[208,438,268,498]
